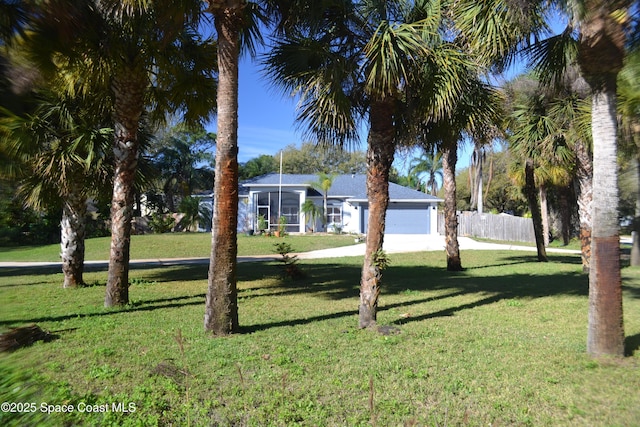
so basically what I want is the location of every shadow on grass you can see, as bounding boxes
[7,251,640,358]
[625,333,640,357]
[464,253,583,269]
[0,294,207,328]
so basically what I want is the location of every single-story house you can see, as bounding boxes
[236,173,442,235]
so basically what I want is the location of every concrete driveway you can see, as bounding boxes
[296,234,580,259]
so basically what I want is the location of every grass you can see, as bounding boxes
[0,233,358,262]
[0,248,639,426]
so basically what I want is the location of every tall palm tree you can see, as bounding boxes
[409,149,442,195]
[578,1,631,357]
[20,0,217,306]
[469,143,491,214]
[418,73,503,271]
[203,0,248,335]
[202,0,311,335]
[265,0,470,328]
[522,0,636,356]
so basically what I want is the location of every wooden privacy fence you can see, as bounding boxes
[437,211,535,243]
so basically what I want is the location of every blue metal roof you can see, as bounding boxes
[241,174,441,202]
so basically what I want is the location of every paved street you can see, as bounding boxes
[0,234,583,268]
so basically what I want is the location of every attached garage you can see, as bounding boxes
[362,202,433,234]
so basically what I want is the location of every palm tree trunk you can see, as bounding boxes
[484,156,494,199]
[105,72,145,307]
[359,99,394,329]
[574,139,593,272]
[60,188,87,288]
[525,158,548,262]
[469,160,477,210]
[539,185,549,247]
[586,81,624,357]
[442,141,462,271]
[558,185,571,246]
[323,193,328,231]
[204,2,241,335]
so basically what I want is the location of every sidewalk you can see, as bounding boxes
[0,235,581,268]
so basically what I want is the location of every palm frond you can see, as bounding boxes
[452,0,549,70]
[525,28,579,89]
[363,19,432,97]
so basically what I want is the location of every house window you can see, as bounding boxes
[281,206,298,224]
[326,205,342,225]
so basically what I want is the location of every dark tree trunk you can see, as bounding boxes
[105,72,146,307]
[524,158,548,262]
[204,2,241,335]
[442,141,462,271]
[359,99,394,329]
[558,185,571,246]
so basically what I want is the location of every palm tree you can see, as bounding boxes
[469,143,491,214]
[202,0,246,335]
[409,149,442,195]
[300,199,322,232]
[202,0,311,335]
[418,73,503,271]
[545,80,593,268]
[501,0,638,356]
[308,172,335,228]
[178,196,211,232]
[19,1,217,307]
[524,0,634,356]
[0,91,112,288]
[578,1,631,357]
[265,0,471,328]
[507,82,576,262]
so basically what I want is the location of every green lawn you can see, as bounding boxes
[0,233,358,262]
[1,249,639,426]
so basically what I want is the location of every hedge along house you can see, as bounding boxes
[239,173,441,234]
